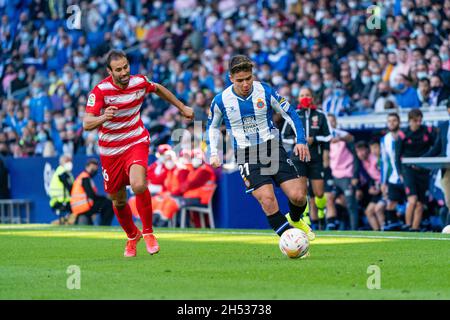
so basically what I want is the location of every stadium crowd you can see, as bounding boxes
[0,0,449,231]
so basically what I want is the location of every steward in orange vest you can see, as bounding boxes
[70,159,114,226]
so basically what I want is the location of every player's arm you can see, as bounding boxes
[315,112,333,144]
[269,88,309,161]
[206,99,223,168]
[380,138,388,185]
[83,88,116,131]
[281,117,295,147]
[83,109,117,131]
[153,83,194,120]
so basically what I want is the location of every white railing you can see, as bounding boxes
[337,107,448,130]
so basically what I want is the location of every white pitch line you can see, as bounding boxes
[1,225,449,241]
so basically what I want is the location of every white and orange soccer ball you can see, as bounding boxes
[442,225,450,234]
[279,228,310,259]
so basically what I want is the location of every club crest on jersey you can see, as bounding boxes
[87,94,96,106]
[312,115,319,128]
[256,98,265,109]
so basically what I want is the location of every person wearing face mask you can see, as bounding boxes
[48,154,74,224]
[10,68,28,94]
[70,158,114,226]
[429,74,450,107]
[394,74,421,109]
[147,144,174,195]
[282,87,332,230]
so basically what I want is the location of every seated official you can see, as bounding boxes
[70,159,114,226]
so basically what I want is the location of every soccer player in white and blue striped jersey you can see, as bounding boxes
[206,55,315,241]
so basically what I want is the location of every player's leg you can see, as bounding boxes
[375,201,386,229]
[325,191,339,230]
[411,201,423,231]
[129,163,159,254]
[280,178,315,240]
[252,184,291,236]
[383,183,402,231]
[365,202,380,230]
[111,186,140,238]
[411,171,429,231]
[404,195,417,230]
[403,166,417,230]
[110,186,143,257]
[311,178,326,228]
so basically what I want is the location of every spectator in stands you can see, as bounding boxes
[48,154,74,222]
[430,55,450,89]
[429,74,450,107]
[394,74,421,109]
[70,159,114,226]
[374,81,397,113]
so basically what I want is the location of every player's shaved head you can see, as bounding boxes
[229,55,254,75]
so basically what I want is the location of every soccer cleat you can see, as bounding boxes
[285,213,316,241]
[300,251,311,259]
[124,230,142,257]
[143,233,160,255]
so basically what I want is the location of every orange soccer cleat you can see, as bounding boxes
[124,230,142,257]
[143,233,160,255]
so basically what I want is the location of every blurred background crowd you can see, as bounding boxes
[0,0,449,158]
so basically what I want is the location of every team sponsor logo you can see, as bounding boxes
[87,93,96,106]
[242,116,258,134]
[256,98,265,109]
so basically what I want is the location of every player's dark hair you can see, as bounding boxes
[86,158,99,167]
[106,49,128,70]
[355,141,369,149]
[387,112,400,122]
[408,108,423,120]
[229,55,254,75]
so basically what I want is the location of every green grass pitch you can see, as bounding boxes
[1,224,449,300]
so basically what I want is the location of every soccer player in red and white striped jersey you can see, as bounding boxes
[83,50,193,257]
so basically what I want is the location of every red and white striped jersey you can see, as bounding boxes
[85,75,156,157]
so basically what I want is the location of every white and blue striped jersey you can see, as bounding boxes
[206,81,306,156]
[380,132,402,185]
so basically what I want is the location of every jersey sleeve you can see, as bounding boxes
[143,75,157,93]
[206,97,224,157]
[269,87,306,144]
[85,86,105,116]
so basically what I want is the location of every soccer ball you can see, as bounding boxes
[279,228,310,259]
[442,225,450,234]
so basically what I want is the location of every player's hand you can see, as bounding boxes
[351,178,359,186]
[209,155,221,168]
[307,137,314,145]
[181,106,194,120]
[103,106,118,121]
[293,143,310,162]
